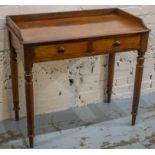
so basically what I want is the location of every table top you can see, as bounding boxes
[7,8,149,45]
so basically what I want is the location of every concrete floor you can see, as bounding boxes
[0,93,155,149]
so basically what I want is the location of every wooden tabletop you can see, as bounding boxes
[7,8,149,45]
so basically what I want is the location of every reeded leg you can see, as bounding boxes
[107,53,116,103]
[24,48,34,148]
[9,36,20,121]
[131,51,145,125]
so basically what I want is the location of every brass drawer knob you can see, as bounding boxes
[58,46,65,54]
[113,40,121,47]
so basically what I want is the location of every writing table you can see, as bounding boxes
[6,8,150,148]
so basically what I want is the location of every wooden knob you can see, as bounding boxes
[58,47,65,54]
[113,40,121,47]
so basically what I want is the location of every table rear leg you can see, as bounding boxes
[9,37,20,121]
[107,53,116,103]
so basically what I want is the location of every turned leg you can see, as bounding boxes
[131,51,145,125]
[107,53,116,103]
[25,68,34,148]
[9,34,20,121]
[24,48,34,148]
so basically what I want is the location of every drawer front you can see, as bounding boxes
[35,41,88,62]
[34,35,141,62]
[92,35,141,53]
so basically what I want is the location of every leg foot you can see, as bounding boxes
[29,136,34,148]
[14,109,19,121]
[131,113,136,126]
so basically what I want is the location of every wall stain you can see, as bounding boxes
[150,82,153,88]
[143,132,155,148]
[0,131,23,145]
[117,62,119,67]
[80,77,84,83]
[91,66,94,73]
[68,119,81,125]
[80,65,84,69]
[144,104,155,113]
[59,91,62,96]
[143,126,151,131]
[69,79,74,86]
[100,137,139,149]
[103,64,107,68]
[50,117,62,132]
[104,134,112,138]
[80,136,89,147]
[120,58,123,62]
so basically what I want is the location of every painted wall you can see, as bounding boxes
[0,5,155,121]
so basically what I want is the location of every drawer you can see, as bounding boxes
[34,41,88,62]
[92,35,141,53]
[34,35,141,62]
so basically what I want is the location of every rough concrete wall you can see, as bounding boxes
[0,5,155,121]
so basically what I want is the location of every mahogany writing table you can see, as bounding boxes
[6,8,150,148]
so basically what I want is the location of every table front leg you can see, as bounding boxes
[107,53,116,103]
[24,48,34,148]
[131,51,145,125]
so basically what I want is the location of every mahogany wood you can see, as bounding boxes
[6,8,150,148]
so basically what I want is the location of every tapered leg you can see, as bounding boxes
[24,48,34,148]
[9,37,20,121]
[131,51,145,125]
[107,53,116,103]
